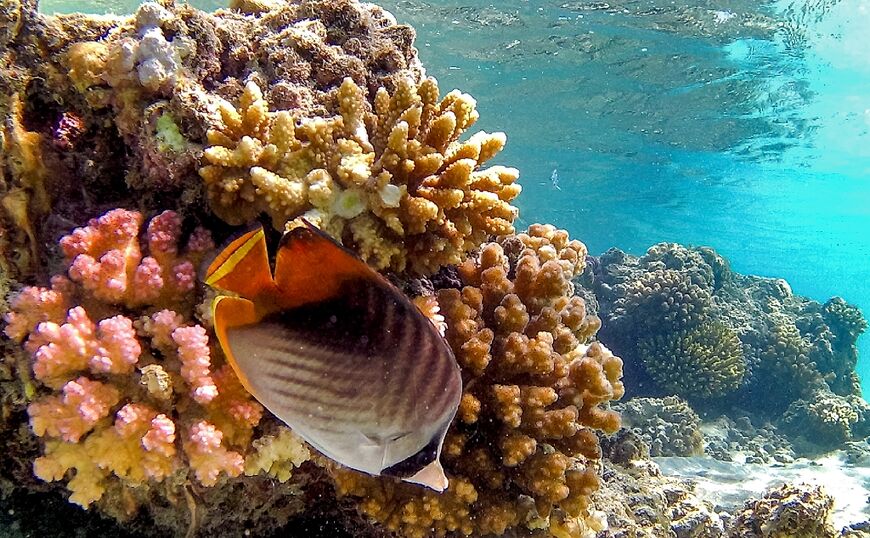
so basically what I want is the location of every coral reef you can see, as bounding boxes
[1,0,519,283]
[6,0,867,537]
[727,483,837,538]
[636,322,745,399]
[0,0,425,283]
[331,224,624,537]
[199,76,520,273]
[779,387,870,452]
[615,396,704,457]
[583,242,866,420]
[1,0,526,534]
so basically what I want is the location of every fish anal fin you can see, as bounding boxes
[273,221,376,308]
[404,459,448,492]
[204,226,274,298]
[212,295,259,395]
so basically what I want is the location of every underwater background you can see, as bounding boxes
[1,0,867,535]
[39,0,870,393]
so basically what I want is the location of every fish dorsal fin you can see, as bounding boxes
[203,225,276,299]
[273,221,376,309]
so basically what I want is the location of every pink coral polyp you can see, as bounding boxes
[29,377,120,442]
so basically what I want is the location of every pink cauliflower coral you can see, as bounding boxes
[184,420,244,486]
[4,276,73,341]
[25,307,141,388]
[173,325,218,404]
[4,208,264,508]
[28,377,120,442]
[59,209,209,308]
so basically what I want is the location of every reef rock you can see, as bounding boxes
[614,396,705,457]
[727,483,837,538]
[582,243,866,423]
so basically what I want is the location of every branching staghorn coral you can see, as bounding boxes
[331,225,623,537]
[2,209,317,518]
[199,76,521,274]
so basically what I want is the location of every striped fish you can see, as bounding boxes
[203,221,462,491]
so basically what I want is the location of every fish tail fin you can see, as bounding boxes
[203,225,274,298]
[403,459,448,492]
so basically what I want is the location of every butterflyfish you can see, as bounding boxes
[204,221,462,491]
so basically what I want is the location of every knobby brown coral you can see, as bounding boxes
[199,76,520,274]
[2,209,315,535]
[331,225,623,537]
[637,321,745,399]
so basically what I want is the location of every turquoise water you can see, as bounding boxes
[375,0,870,393]
[41,0,870,391]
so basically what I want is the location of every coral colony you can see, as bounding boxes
[0,0,620,535]
[1,0,867,537]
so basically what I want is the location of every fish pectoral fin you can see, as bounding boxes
[212,295,259,395]
[344,430,394,476]
[354,429,417,470]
